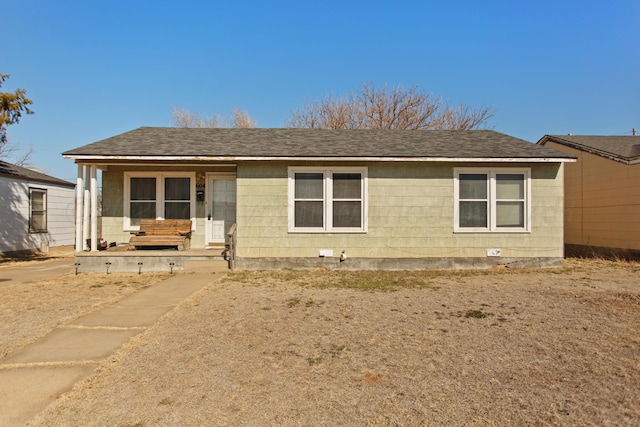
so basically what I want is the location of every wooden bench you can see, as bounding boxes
[129,219,192,250]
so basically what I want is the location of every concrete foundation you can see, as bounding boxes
[75,252,564,273]
[74,250,228,273]
[236,256,564,270]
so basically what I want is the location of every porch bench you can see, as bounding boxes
[129,219,192,250]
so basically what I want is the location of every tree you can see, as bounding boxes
[1,74,34,145]
[170,106,256,128]
[287,83,494,130]
[0,74,34,164]
[231,108,256,128]
[2,144,33,166]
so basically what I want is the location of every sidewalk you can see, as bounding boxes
[0,261,226,426]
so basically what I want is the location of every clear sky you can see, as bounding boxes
[3,0,639,181]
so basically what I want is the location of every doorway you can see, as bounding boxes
[206,175,236,246]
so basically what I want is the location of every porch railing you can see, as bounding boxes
[226,223,237,271]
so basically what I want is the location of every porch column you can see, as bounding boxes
[90,164,98,252]
[82,166,90,251]
[75,164,84,252]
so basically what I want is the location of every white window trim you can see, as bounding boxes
[288,166,368,233]
[29,187,47,233]
[454,168,531,233]
[123,171,196,231]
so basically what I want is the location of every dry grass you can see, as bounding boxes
[0,246,76,269]
[0,265,169,359]
[11,258,640,426]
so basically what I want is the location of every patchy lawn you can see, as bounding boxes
[20,258,640,426]
[0,269,169,358]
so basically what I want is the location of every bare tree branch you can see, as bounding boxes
[287,83,494,131]
[0,141,33,165]
[232,108,257,128]
[170,106,256,128]
[12,144,33,166]
[431,103,495,130]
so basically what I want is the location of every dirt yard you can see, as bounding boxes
[3,257,638,426]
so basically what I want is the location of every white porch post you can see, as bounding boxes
[90,165,98,252]
[82,166,90,251]
[75,164,84,252]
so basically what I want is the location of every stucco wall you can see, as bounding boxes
[236,161,564,260]
[0,176,75,253]
[544,141,640,252]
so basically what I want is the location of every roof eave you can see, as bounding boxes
[0,172,76,187]
[64,155,575,163]
[539,135,636,164]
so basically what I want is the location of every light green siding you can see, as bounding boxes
[99,161,564,261]
[236,161,564,259]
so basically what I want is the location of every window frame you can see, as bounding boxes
[29,188,48,233]
[288,166,368,233]
[124,171,196,231]
[454,168,531,233]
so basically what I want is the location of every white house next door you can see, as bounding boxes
[206,176,236,246]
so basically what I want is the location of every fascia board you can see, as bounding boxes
[64,155,576,163]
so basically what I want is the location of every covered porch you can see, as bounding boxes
[71,160,238,272]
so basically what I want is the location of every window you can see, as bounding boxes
[130,177,156,224]
[289,167,367,232]
[454,168,530,232]
[29,188,47,233]
[164,177,191,219]
[124,172,195,229]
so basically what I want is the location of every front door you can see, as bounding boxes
[206,176,236,246]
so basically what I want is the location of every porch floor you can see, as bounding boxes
[74,248,229,273]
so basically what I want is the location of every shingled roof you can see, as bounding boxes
[0,160,75,187]
[63,127,572,161]
[538,135,640,164]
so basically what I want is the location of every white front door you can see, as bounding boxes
[206,177,236,245]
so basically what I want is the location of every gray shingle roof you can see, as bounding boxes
[0,160,75,187]
[64,127,572,160]
[538,135,640,163]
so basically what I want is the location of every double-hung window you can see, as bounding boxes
[289,167,367,232]
[29,188,47,233]
[454,168,530,232]
[124,172,195,229]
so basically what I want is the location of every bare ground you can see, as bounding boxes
[4,258,639,426]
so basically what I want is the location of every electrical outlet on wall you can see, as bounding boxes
[486,248,502,257]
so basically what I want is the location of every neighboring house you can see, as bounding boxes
[63,127,574,269]
[538,134,640,260]
[0,160,76,255]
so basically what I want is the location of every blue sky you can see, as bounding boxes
[3,0,639,181]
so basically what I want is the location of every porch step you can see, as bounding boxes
[205,245,227,253]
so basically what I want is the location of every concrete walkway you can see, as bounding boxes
[0,260,227,426]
